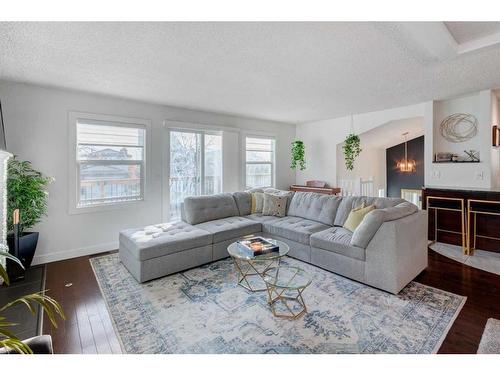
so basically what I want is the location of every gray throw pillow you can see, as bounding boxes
[262,193,288,217]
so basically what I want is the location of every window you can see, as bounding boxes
[75,119,146,208]
[245,136,275,189]
[169,130,222,219]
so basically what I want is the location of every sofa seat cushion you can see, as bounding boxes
[120,222,213,261]
[195,216,261,243]
[310,227,366,261]
[262,216,330,245]
[244,214,281,224]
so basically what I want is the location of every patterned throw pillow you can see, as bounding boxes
[262,193,288,217]
[251,192,265,214]
[343,204,375,232]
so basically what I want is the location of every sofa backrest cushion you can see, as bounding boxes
[233,191,252,216]
[183,193,239,225]
[350,201,419,248]
[287,192,342,226]
[334,196,406,226]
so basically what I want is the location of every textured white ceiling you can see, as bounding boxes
[445,22,500,44]
[1,22,500,124]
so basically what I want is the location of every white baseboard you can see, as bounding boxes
[31,241,119,265]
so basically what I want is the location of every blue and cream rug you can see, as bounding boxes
[90,254,466,354]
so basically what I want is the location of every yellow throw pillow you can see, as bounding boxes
[251,192,264,214]
[343,204,375,232]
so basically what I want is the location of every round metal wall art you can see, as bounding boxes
[439,113,478,143]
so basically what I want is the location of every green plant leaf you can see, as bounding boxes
[0,250,25,286]
[0,338,33,354]
[0,290,65,328]
[291,140,306,171]
[343,133,362,171]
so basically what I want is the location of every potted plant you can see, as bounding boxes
[291,140,306,171]
[6,157,53,278]
[0,246,64,353]
[343,133,362,171]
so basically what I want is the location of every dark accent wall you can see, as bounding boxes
[386,135,424,198]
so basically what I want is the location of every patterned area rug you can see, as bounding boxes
[478,318,500,354]
[90,254,466,354]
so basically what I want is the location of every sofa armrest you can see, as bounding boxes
[0,335,53,354]
[351,201,418,248]
[363,210,428,294]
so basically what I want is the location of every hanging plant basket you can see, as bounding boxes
[290,140,306,171]
[343,133,362,171]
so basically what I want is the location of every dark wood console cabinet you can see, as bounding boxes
[422,186,500,254]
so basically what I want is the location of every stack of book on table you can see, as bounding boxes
[236,237,279,256]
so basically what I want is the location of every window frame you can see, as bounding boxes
[167,127,224,220]
[68,112,151,215]
[244,134,276,190]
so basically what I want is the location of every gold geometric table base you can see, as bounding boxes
[266,285,308,320]
[232,257,281,292]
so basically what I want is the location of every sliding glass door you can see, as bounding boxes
[169,130,222,219]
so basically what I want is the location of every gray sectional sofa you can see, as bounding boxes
[119,189,428,294]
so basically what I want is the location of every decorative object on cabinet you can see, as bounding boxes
[306,180,326,188]
[463,149,480,162]
[434,152,453,162]
[439,113,478,143]
[434,150,480,163]
[290,140,306,171]
[396,132,416,173]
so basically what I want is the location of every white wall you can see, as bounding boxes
[295,103,426,187]
[0,81,296,264]
[426,90,493,189]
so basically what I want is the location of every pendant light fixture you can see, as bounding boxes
[396,132,416,173]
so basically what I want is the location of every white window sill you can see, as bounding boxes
[68,198,145,215]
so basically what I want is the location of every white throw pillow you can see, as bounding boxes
[262,193,288,217]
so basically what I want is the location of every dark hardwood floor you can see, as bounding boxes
[42,253,121,354]
[42,249,500,354]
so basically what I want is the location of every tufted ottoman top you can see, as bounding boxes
[119,221,213,261]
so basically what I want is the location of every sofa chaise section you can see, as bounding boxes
[310,200,427,293]
[119,222,213,282]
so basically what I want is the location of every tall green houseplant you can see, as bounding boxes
[291,140,306,171]
[7,157,53,234]
[343,133,362,171]
[6,157,53,274]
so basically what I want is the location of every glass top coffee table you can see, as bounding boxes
[228,239,289,292]
[263,266,311,319]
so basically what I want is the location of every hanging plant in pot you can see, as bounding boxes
[343,133,362,171]
[291,140,306,170]
[6,156,53,280]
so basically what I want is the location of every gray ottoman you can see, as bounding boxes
[119,221,213,282]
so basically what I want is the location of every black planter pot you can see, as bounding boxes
[6,232,39,282]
